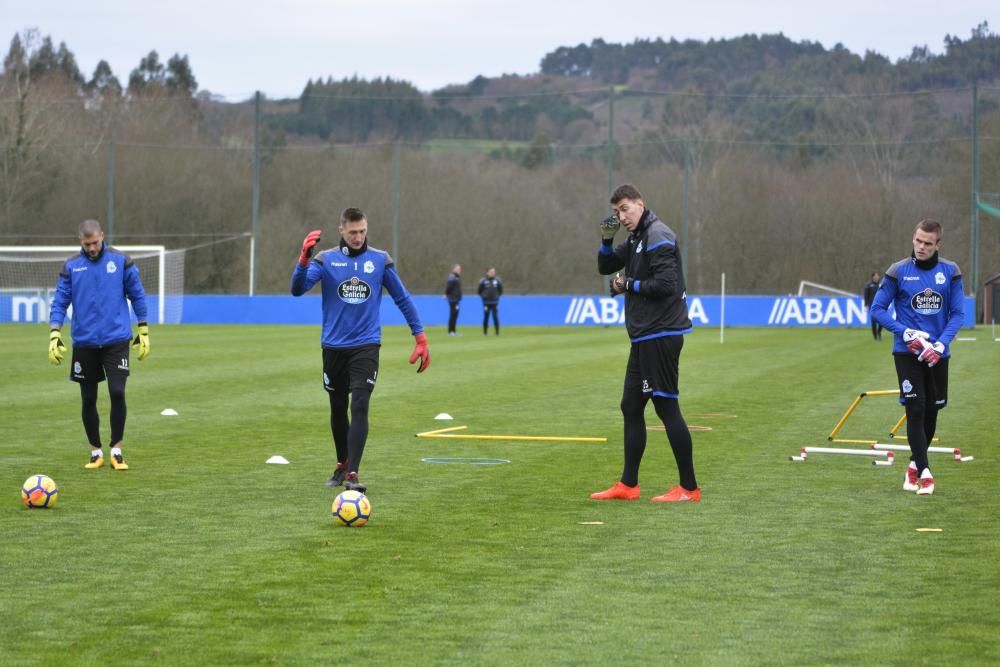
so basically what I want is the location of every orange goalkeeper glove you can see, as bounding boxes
[298,230,322,267]
[409,332,430,373]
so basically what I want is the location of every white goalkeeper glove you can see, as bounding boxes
[917,340,945,367]
[902,328,930,355]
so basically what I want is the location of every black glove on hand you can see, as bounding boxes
[609,273,630,296]
[599,215,620,241]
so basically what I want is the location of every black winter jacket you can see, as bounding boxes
[597,209,692,340]
[445,272,462,303]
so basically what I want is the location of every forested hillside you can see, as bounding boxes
[275,24,1000,145]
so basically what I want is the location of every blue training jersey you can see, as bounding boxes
[290,244,423,348]
[49,244,148,347]
[870,253,964,357]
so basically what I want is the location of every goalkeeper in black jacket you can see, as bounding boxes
[591,184,700,503]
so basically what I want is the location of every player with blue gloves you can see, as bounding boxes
[49,219,149,471]
[871,219,965,496]
[291,207,429,493]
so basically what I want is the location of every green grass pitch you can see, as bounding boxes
[2,324,998,665]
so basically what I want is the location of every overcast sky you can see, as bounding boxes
[3,1,995,101]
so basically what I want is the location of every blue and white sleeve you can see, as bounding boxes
[939,275,965,348]
[870,277,899,335]
[290,259,322,296]
[49,264,73,329]
[383,266,424,336]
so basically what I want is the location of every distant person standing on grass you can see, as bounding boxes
[445,264,462,335]
[870,219,964,497]
[864,271,883,341]
[478,266,503,336]
[591,184,699,503]
[291,207,430,494]
[48,218,150,472]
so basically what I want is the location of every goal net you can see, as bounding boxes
[0,246,185,325]
[797,280,857,297]
[978,192,1000,219]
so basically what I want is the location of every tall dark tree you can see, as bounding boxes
[166,54,197,96]
[2,33,27,76]
[28,35,57,78]
[128,50,198,100]
[88,59,121,97]
[128,50,165,95]
[55,41,83,84]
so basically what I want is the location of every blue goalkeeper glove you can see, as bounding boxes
[48,329,65,365]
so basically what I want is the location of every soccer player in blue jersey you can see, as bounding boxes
[590,184,700,503]
[871,220,965,496]
[291,207,430,493]
[48,219,150,471]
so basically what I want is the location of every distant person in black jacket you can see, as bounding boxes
[863,271,883,341]
[591,184,699,504]
[478,267,503,336]
[445,264,462,336]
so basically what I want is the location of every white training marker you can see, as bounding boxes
[789,455,806,462]
[578,521,604,525]
[873,459,893,466]
[915,528,943,532]
[873,443,959,455]
[804,446,892,457]
[160,408,178,416]
[959,456,975,463]
[434,413,454,420]
[265,455,289,465]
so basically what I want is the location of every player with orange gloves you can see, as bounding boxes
[291,207,429,493]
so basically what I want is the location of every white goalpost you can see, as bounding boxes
[0,245,185,325]
[797,280,857,297]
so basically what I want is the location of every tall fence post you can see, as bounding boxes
[106,137,115,244]
[607,85,615,202]
[603,87,616,294]
[682,139,690,280]
[970,83,979,314]
[392,140,401,267]
[250,90,261,296]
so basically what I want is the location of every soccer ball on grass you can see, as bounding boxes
[332,490,371,527]
[21,474,59,509]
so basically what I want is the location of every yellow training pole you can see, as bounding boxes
[421,434,607,443]
[887,414,937,442]
[415,426,606,443]
[828,390,899,440]
[415,425,469,437]
[889,414,907,438]
[828,394,864,440]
